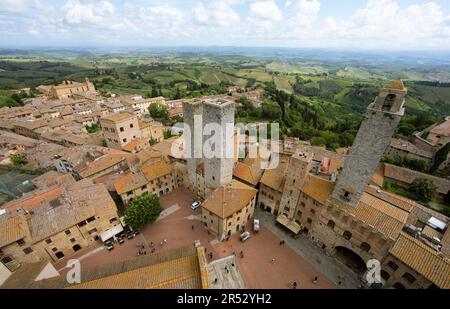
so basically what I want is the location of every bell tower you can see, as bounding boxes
[330,80,407,207]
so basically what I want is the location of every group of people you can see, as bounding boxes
[137,239,168,256]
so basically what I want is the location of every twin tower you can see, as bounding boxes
[183,98,236,194]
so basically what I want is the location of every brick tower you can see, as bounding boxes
[330,80,407,207]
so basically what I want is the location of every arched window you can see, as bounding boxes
[387,261,399,271]
[327,220,335,229]
[360,242,371,252]
[402,272,416,284]
[383,94,396,111]
[343,231,352,240]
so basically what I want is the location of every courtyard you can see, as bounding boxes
[53,188,336,289]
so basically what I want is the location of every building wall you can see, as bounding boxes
[1,210,119,269]
[202,196,256,241]
[257,184,282,215]
[119,171,177,205]
[101,116,141,150]
[183,102,203,193]
[310,204,394,264]
[381,255,433,289]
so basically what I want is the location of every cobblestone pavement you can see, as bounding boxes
[53,188,349,289]
[255,207,361,289]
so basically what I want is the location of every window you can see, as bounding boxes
[65,230,71,235]
[88,228,98,235]
[130,123,134,128]
[45,238,52,244]
[23,247,33,255]
[78,221,87,228]
[86,216,96,223]
[381,270,390,281]
[55,251,65,259]
[1,256,12,264]
[360,242,371,252]
[327,220,335,229]
[383,94,396,111]
[343,231,352,240]
[70,238,76,243]
[387,261,399,271]
[52,247,58,252]
[310,209,315,215]
[120,127,124,132]
[16,239,25,246]
[301,202,306,208]
[109,217,118,224]
[307,218,312,224]
[402,272,416,284]
[297,210,302,218]
[72,244,82,252]
[123,138,127,143]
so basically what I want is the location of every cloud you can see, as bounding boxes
[0,0,29,13]
[192,1,240,27]
[288,0,321,27]
[320,0,450,48]
[249,1,282,22]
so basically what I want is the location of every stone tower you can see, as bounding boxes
[330,80,407,207]
[202,99,235,190]
[183,100,203,192]
[278,151,313,218]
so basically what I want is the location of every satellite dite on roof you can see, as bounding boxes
[427,217,447,231]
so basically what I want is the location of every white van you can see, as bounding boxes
[191,201,201,210]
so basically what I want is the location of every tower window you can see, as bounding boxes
[382,94,396,111]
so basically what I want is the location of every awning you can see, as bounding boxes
[100,224,124,242]
[276,215,302,234]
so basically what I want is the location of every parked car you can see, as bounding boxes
[133,230,140,236]
[191,201,201,210]
[240,231,251,242]
[105,241,114,251]
[253,219,260,233]
[117,236,125,245]
[127,232,135,240]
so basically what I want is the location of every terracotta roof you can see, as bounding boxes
[260,159,288,192]
[365,186,416,213]
[0,215,27,247]
[122,139,146,152]
[79,154,127,178]
[422,225,444,241]
[100,112,134,123]
[114,173,148,195]
[383,163,450,195]
[385,80,406,91]
[302,175,334,205]
[389,138,433,159]
[3,187,64,212]
[389,233,450,289]
[202,180,258,219]
[370,165,385,187]
[233,157,264,186]
[430,119,450,137]
[337,192,409,240]
[142,161,173,181]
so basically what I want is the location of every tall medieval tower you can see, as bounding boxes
[278,151,313,218]
[330,80,407,207]
[183,98,235,194]
[203,99,235,189]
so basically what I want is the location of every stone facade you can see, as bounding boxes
[100,112,141,150]
[50,79,96,100]
[331,82,406,207]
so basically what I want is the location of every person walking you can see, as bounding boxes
[271,258,276,264]
[313,276,318,284]
[293,281,297,289]
[240,251,244,258]
[191,225,194,230]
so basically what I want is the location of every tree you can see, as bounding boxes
[11,155,26,166]
[408,178,437,203]
[124,193,163,229]
[148,102,169,120]
[151,85,159,98]
[444,190,450,206]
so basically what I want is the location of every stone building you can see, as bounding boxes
[50,79,96,100]
[119,95,166,117]
[114,160,176,205]
[100,112,141,150]
[202,180,257,241]
[331,80,407,207]
[0,177,120,271]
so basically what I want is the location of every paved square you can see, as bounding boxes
[54,188,335,289]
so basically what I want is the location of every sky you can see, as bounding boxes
[1,0,450,50]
